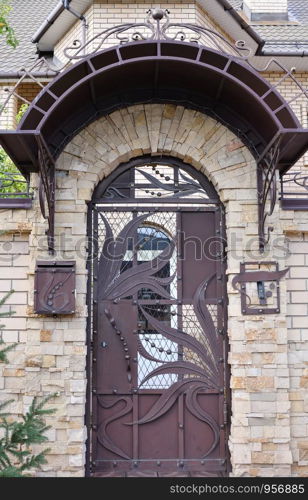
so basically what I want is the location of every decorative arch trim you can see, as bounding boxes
[0,40,306,175]
[0,40,306,254]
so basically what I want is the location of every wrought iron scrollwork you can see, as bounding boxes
[36,136,56,255]
[0,171,31,198]
[257,138,281,252]
[63,8,251,62]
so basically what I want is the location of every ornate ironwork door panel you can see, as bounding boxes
[88,158,229,477]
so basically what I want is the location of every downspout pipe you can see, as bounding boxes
[62,0,88,55]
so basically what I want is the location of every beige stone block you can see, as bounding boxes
[246,377,274,392]
[40,330,52,342]
[43,355,56,368]
[245,329,277,342]
[229,352,252,365]
[3,368,24,377]
[41,344,64,355]
[274,451,293,464]
[252,452,275,464]
[300,376,308,388]
[26,356,42,368]
[69,454,84,467]
[231,377,246,389]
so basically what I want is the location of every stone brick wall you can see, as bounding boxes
[285,231,308,477]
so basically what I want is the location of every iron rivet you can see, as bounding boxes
[113,389,117,394]
[133,389,138,394]
[220,424,224,429]
[220,388,224,394]
[92,388,96,394]
[120,336,124,341]
[133,358,137,363]
[201,460,205,465]
[133,461,138,467]
[219,357,224,363]
[179,424,184,429]
[124,347,128,352]
[113,461,117,467]
[93,358,97,363]
[92,425,97,431]
[157,461,161,466]
[125,355,130,360]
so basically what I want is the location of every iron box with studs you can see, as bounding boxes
[34,261,76,315]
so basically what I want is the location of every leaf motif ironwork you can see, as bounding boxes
[185,383,220,457]
[99,212,175,300]
[97,397,133,459]
[136,168,205,198]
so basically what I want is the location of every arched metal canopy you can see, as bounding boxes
[0,38,307,254]
[0,40,307,176]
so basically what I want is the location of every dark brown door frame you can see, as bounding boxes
[85,155,231,477]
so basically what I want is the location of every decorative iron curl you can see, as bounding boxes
[63,8,252,62]
[257,137,281,252]
[36,136,56,255]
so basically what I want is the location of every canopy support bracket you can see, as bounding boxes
[36,134,56,255]
[257,136,281,253]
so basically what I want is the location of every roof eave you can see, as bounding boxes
[32,1,66,44]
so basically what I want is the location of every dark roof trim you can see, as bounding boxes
[216,0,308,56]
[0,40,306,177]
[216,0,265,48]
[32,1,67,44]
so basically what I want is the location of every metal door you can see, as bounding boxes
[87,157,230,477]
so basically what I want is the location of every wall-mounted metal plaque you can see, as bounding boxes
[34,261,76,315]
[232,261,289,315]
